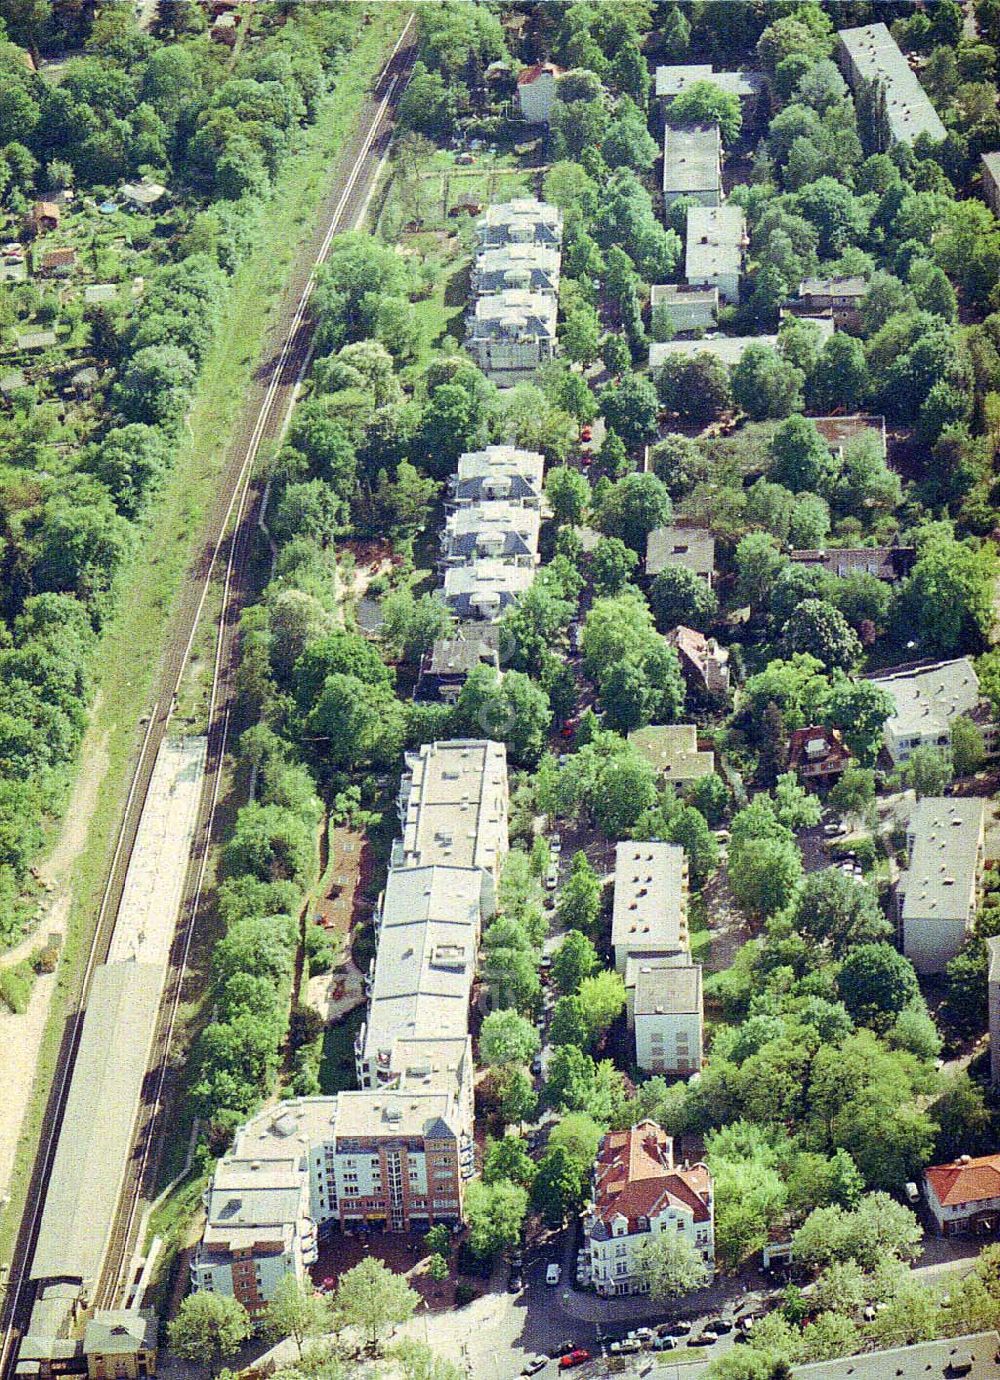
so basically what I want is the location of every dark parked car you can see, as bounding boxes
[705,1319,733,1334]
[549,1341,576,1359]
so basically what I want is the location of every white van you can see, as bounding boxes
[546,1263,561,1285]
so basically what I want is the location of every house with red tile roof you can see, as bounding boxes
[583,1121,714,1295]
[924,1153,1000,1236]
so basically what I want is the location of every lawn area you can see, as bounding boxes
[0,8,406,1271]
[319,1005,366,1095]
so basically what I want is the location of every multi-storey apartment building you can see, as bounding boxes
[448,445,544,509]
[898,796,985,975]
[837,23,946,148]
[584,1122,714,1296]
[475,198,563,251]
[193,741,509,1306]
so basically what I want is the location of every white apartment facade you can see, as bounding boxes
[632,960,703,1075]
[584,1122,714,1297]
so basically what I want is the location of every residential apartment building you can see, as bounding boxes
[812,414,887,461]
[448,445,544,508]
[788,726,853,784]
[83,1312,158,1380]
[628,724,715,787]
[869,658,991,765]
[655,64,763,111]
[443,560,535,621]
[789,546,915,583]
[650,283,718,335]
[191,1149,318,1312]
[441,502,540,567]
[924,1154,1000,1236]
[792,1333,1000,1380]
[355,864,484,1086]
[612,841,689,974]
[415,632,500,704]
[471,242,561,296]
[476,199,563,251]
[666,625,731,697]
[517,62,563,124]
[837,23,946,147]
[797,275,867,325]
[898,796,985,975]
[645,525,715,582]
[194,742,509,1304]
[631,960,703,1075]
[584,1122,714,1296]
[662,123,722,207]
[464,288,557,384]
[685,204,747,302]
[392,739,509,879]
[982,151,1000,217]
[990,935,1000,1088]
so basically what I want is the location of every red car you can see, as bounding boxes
[559,1352,590,1369]
[580,425,593,442]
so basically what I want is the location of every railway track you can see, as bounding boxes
[0,17,415,1371]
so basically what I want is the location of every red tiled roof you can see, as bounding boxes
[593,1122,711,1228]
[517,61,563,85]
[926,1156,1000,1207]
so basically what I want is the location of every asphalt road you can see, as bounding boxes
[0,20,416,1374]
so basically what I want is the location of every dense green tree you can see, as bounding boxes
[782,599,862,672]
[599,372,660,445]
[479,1009,540,1068]
[464,1178,528,1259]
[482,1135,536,1189]
[552,929,598,994]
[635,1233,710,1298]
[545,465,590,526]
[769,416,836,494]
[556,853,603,935]
[792,869,890,958]
[836,944,921,1029]
[532,1145,587,1227]
[650,565,718,632]
[333,1257,418,1353]
[667,80,741,143]
[168,1293,251,1375]
[596,471,672,552]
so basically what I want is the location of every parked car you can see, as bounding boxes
[558,1351,589,1370]
[546,1263,562,1285]
[705,1319,733,1335]
[651,1337,677,1351]
[545,865,559,890]
[548,1341,575,1359]
[689,1333,719,1347]
[522,1359,547,1376]
[531,1055,543,1075]
[610,1339,641,1354]
[508,1272,524,1293]
[660,1321,692,1337]
[550,833,562,854]
[630,1329,655,1342]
